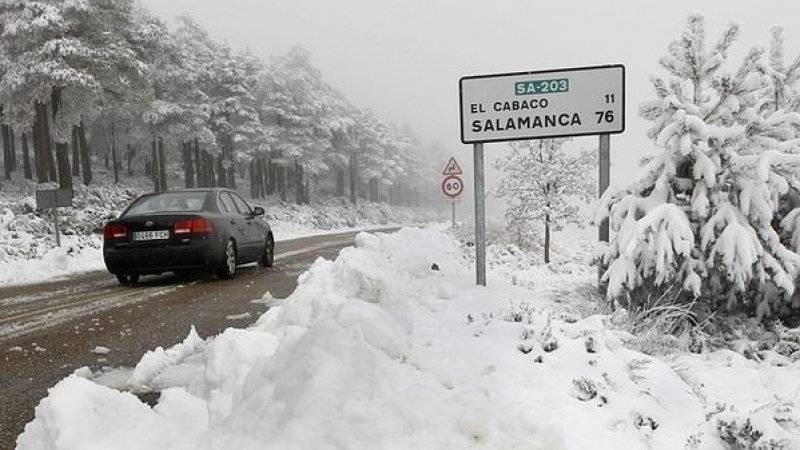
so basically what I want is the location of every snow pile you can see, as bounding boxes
[16,227,800,449]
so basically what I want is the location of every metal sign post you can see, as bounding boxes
[599,134,610,243]
[598,134,611,290]
[473,144,486,286]
[459,64,625,287]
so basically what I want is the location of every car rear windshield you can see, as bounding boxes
[125,191,208,215]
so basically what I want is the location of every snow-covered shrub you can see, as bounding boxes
[612,285,711,356]
[716,415,790,449]
[571,377,598,402]
[596,14,800,320]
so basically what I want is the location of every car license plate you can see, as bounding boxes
[132,230,170,241]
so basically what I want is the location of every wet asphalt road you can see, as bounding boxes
[0,230,387,449]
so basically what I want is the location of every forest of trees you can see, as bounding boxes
[0,1,441,206]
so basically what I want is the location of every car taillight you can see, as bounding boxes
[103,223,128,240]
[173,218,213,236]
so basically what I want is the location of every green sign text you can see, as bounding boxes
[515,79,569,96]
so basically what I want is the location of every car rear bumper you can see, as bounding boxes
[103,240,222,275]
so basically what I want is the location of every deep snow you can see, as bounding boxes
[11,224,800,450]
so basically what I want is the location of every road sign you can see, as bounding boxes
[36,188,73,209]
[459,64,625,144]
[442,174,464,198]
[442,157,463,175]
[35,188,73,248]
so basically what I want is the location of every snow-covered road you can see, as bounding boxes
[0,230,386,447]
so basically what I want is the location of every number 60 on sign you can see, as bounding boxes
[442,174,464,198]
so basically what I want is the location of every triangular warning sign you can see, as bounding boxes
[442,157,463,175]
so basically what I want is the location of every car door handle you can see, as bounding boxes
[229,219,236,225]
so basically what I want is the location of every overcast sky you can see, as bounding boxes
[137,0,800,189]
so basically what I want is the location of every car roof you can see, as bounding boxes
[146,188,234,195]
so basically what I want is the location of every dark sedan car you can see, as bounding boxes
[103,188,274,285]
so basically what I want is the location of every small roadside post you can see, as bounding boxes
[36,188,74,247]
[459,64,625,286]
[442,157,464,227]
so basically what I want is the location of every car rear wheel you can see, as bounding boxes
[116,273,140,285]
[260,235,275,268]
[216,239,237,279]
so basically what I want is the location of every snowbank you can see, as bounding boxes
[16,227,800,449]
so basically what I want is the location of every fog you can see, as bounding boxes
[137,0,800,214]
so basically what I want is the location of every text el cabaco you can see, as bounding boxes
[469,99,582,133]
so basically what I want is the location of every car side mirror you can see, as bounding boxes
[252,206,265,217]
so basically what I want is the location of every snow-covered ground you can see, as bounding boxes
[13,223,800,449]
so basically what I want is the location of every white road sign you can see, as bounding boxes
[459,64,625,144]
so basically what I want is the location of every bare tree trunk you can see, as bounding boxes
[49,87,71,190]
[250,156,268,199]
[151,138,160,191]
[216,154,225,188]
[111,123,119,185]
[32,123,44,182]
[369,178,379,202]
[294,161,305,204]
[183,141,195,188]
[9,126,16,172]
[2,124,12,180]
[77,123,92,185]
[260,157,269,198]
[267,160,277,195]
[158,137,167,192]
[277,164,287,202]
[71,126,80,177]
[33,102,57,183]
[125,144,135,177]
[21,132,32,180]
[349,151,357,205]
[336,168,345,197]
[189,139,206,187]
[249,158,258,198]
[544,214,551,264]
[55,142,73,191]
[216,133,235,189]
[198,148,215,188]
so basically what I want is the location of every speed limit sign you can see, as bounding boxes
[442,174,464,198]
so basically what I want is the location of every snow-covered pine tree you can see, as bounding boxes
[494,138,595,263]
[259,47,337,202]
[0,0,157,187]
[596,14,800,319]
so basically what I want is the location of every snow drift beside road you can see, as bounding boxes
[16,227,800,449]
